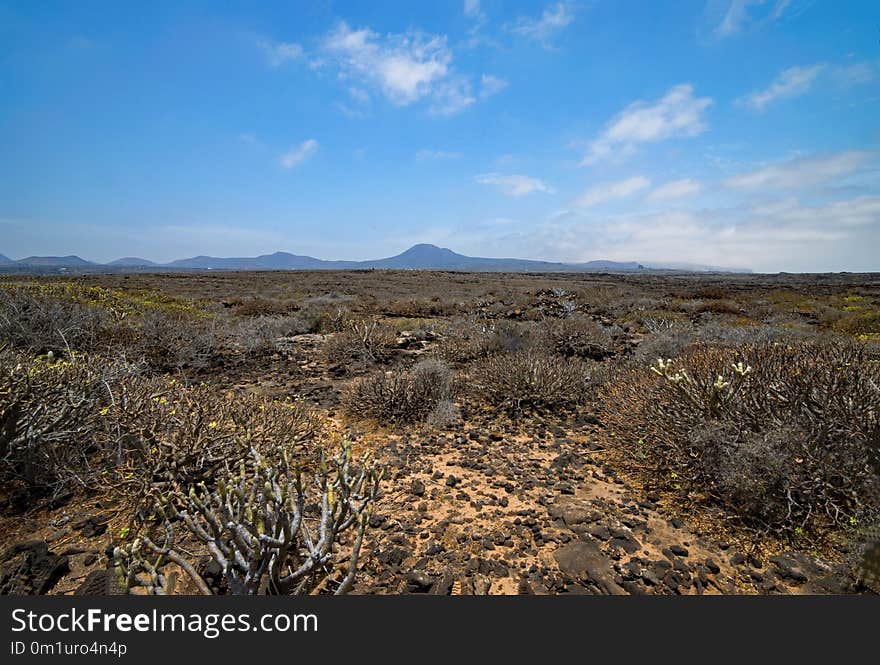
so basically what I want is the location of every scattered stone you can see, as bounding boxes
[553,541,626,595]
[406,570,434,593]
[768,555,808,583]
[0,541,69,595]
[75,569,124,596]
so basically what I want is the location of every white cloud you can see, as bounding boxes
[259,39,303,66]
[714,0,791,39]
[467,193,880,272]
[479,74,508,99]
[582,84,713,164]
[475,173,555,196]
[279,139,319,168]
[320,21,492,115]
[740,64,824,111]
[509,3,575,46]
[574,176,651,207]
[323,22,451,106]
[723,150,873,189]
[647,178,703,201]
[416,149,462,161]
[430,78,476,115]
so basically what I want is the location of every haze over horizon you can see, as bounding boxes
[1,1,879,272]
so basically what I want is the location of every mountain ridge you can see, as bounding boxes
[0,244,751,273]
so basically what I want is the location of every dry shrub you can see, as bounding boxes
[0,287,114,356]
[425,399,462,429]
[0,345,320,509]
[231,314,323,355]
[0,350,141,505]
[601,341,880,537]
[344,359,455,424]
[438,319,536,363]
[471,350,591,414]
[130,310,219,372]
[533,288,579,318]
[384,298,457,318]
[323,318,398,365]
[104,379,319,503]
[232,297,293,317]
[542,317,615,360]
[835,310,880,336]
[695,300,741,316]
[693,286,731,300]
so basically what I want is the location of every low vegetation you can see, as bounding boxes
[1,270,879,595]
[601,341,880,539]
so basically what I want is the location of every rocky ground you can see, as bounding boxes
[348,413,855,595]
[2,269,877,596]
[1,401,856,596]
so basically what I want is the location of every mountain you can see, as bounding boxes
[360,244,644,272]
[166,251,351,270]
[0,254,12,265]
[15,255,93,267]
[0,245,747,273]
[162,245,647,272]
[108,257,158,267]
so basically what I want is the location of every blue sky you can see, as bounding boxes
[1,0,878,271]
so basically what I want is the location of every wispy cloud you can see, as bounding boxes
[479,74,508,99]
[430,78,476,115]
[723,150,873,189]
[258,38,303,66]
[574,176,651,207]
[238,132,261,147]
[464,0,483,20]
[416,149,462,161]
[647,178,703,201]
[279,139,319,168]
[475,173,555,196]
[739,64,824,111]
[582,84,713,165]
[508,3,575,47]
[831,61,876,87]
[714,0,791,39]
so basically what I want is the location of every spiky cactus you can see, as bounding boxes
[142,442,381,595]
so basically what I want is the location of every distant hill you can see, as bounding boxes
[107,257,158,267]
[159,245,646,273]
[166,251,351,271]
[358,244,643,272]
[0,245,750,274]
[15,255,94,267]
[0,254,11,265]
